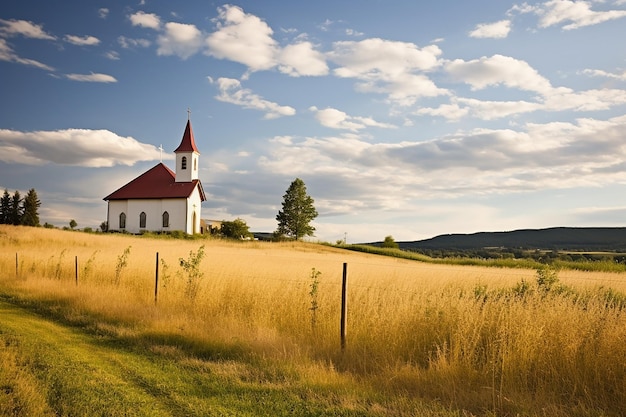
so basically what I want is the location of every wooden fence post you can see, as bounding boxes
[75,256,78,286]
[15,253,18,277]
[154,252,159,305]
[341,262,348,351]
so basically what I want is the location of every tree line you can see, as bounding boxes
[0,189,41,226]
[2,178,319,241]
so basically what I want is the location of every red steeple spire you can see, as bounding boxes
[174,119,199,153]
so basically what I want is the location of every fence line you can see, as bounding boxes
[9,251,626,288]
[7,251,626,353]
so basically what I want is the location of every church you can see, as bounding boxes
[103,119,206,234]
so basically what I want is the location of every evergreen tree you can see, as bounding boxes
[0,189,10,224]
[10,191,22,225]
[275,178,318,240]
[21,188,41,226]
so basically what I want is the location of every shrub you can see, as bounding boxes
[179,245,205,300]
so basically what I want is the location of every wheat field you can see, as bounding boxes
[1,224,625,416]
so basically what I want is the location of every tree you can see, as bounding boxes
[10,191,22,225]
[0,189,10,224]
[220,218,252,239]
[69,219,77,230]
[275,178,318,240]
[381,235,399,249]
[100,221,108,232]
[21,188,41,226]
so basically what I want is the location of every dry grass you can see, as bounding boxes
[2,225,626,416]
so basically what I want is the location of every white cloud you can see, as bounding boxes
[206,5,278,72]
[0,129,165,167]
[416,98,542,121]
[415,101,470,121]
[445,54,554,94]
[212,77,296,119]
[582,68,626,81]
[345,28,364,37]
[310,106,396,131]
[64,34,100,46]
[105,51,120,60]
[278,41,329,76]
[0,38,54,70]
[99,8,109,19]
[129,11,161,30]
[416,88,626,122]
[328,38,447,105]
[433,54,626,120]
[330,38,442,75]
[251,114,626,203]
[157,22,203,59]
[469,20,512,38]
[206,6,330,77]
[542,88,626,111]
[531,0,626,30]
[0,18,56,39]
[118,36,151,49]
[65,73,117,83]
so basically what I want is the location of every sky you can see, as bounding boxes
[1,0,626,244]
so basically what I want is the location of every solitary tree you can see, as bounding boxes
[275,178,318,240]
[381,235,399,249]
[21,188,41,226]
[220,218,252,239]
[0,189,10,224]
[69,219,77,230]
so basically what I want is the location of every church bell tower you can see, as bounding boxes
[174,115,200,183]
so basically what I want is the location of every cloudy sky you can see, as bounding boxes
[2,0,626,243]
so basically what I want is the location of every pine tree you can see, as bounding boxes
[275,178,318,240]
[10,191,22,225]
[0,189,10,224]
[21,188,41,226]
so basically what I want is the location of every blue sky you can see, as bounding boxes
[2,0,626,243]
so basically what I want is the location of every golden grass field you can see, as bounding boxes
[1,224,626,416]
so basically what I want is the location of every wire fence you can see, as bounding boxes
[11,250,626,290]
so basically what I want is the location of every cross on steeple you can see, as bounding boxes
[187,107,191,121]
[158,144,164,162]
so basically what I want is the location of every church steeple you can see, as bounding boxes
[174,117,200,183]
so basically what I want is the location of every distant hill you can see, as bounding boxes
[391,227,626,252]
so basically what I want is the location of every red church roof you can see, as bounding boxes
[174,120,199,153]
[103,163,206,201]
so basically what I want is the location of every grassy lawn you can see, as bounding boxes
[1,298,436,417]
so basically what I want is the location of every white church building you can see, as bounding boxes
[104,119,206,234]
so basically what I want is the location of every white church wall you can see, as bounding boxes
[107,198,189,234]
[107,200,128,233]
[186,189,203,234]
[162,199,189,232]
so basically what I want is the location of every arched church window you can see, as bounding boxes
[181,156,187,170]
[140,212,146,228]
[162,211,169,227]
[119,212,126,229]
[194,157,197,171]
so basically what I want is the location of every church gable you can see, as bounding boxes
[103,163,204,201]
